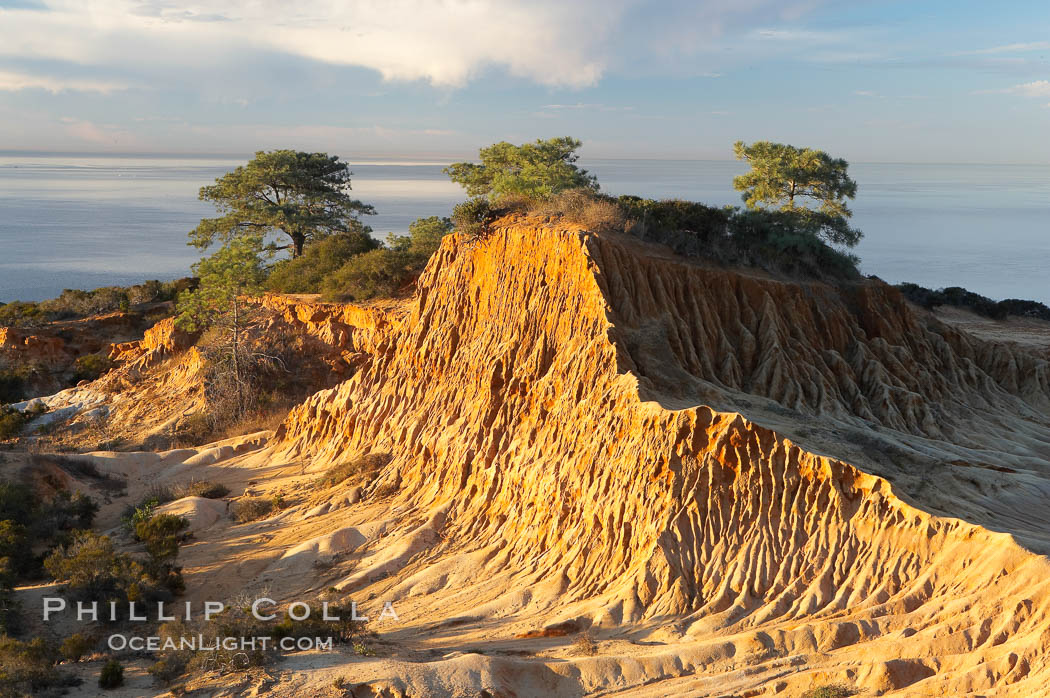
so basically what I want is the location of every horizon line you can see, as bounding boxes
[1,149,1049,168]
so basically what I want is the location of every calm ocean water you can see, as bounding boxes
[1,154,1047,304]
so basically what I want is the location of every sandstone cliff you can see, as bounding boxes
[257,216,1050,696]
[17,216,1050,696]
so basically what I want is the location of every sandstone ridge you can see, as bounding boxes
[251,216,1050,696]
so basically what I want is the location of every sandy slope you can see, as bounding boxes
[16,216,1050,697]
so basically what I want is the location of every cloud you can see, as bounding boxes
[0,0,830,91]
[1005,80,1050,97]
[0,69,127,93]
[968,41,1050,55]
[59,116,140,145]
[0,0,621,88]
[541,103,636,112]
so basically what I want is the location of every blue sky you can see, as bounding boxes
[0,0,1047,162]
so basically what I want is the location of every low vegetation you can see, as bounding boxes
[72,352,115,382]
[573,631,599,656]
[98,658,124,689]
[267,231,381,293]
[232,496,281,523]
[896,282,1050,321]
[800,685,857,698]
[59,632,93,662]
[148,602,369,683]
[44,528,184,608]
[440,137,864,281]
[0,278,187,328]
[0,406,29,441]
[0,635,74,695]
[172,479,229,499]
[320,248,418,302]
[316,453,391,488]
[0,367,31,404]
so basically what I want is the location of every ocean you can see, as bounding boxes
[1,153,1047,304]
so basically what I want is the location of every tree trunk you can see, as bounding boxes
[291,233,306,258]
[231,298,243,415]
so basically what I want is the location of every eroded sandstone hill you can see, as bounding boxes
[19,216,1050,696]
[258,216,1050,696]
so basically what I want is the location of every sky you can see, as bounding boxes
[0,0,1048,162]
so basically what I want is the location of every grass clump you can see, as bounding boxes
[801,685,856,698]
[316,453,392,489]
[172,479,229,500]
[573,631,599,656]
[232,497,274,523]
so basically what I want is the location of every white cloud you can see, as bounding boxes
[0,69,127,93]
[0,0,828,90]
[0,0,622,88]
[970,41,1050,55]
[541,103,635,112]
[1006,80,1050,97]
[59,117,140,145]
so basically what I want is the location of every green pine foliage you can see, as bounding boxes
[732,140,862,247]
[267,231,381,293]
[189,150,376,258]
[445,137,597,202]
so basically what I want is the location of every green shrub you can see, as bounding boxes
[388,216,453,258]
[317,453,392,488]
[127,279,183,306]
[611,198,860,280]
[619,196,730,247]
[267,232,381,294]
[60,632,94,661]
[0,370,26,403]
[0,481,98,581]
[320,249,418,302]
[99,658,124,689]
[0,280,184,329]
[44,531,146,601]
[135,514,189,563]
[44,529,184,606]
[0,301,47,327]
[0,406,28,441]
[0,636,66,693]
[72,353,115,382]
[896,282,1050,321]
[121,497,162,535]
[451,197,496,237]
[148,654,187,684]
